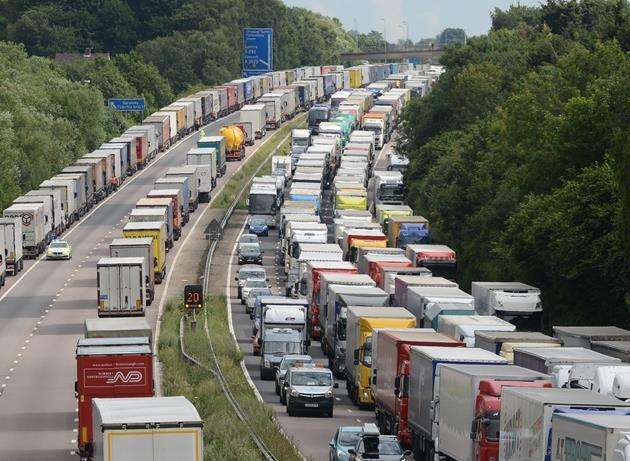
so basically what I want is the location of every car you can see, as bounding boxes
[239,233,260,245]
[329,426,362,461]
[347,424,410,461]
[237,242,263,265]
[248,215,269,236]
[235,265,267,298]
[245,287,272,315]
[241,278,269,305]
[284,364,338,417]
[276,354,314,400]
[46,239,72,260]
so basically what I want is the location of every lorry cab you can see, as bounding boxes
[308,105,330,133]
[260,328,305,381]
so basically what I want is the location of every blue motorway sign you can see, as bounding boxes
[107,98,145,111]
[242,28,273,77]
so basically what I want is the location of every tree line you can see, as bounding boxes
[400,0,629,328]
[0,0,357,210]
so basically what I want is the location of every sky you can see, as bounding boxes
[282,0,543,41]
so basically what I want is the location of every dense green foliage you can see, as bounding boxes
[401,0,629,327]
[0,0,355,210]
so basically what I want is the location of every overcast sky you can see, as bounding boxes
[282,0,542,41]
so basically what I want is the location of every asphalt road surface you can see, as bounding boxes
[0,109,284,461]
[226,138,396,461]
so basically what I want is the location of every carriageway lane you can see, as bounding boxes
[226,139,398,460]
[0,112,250,461]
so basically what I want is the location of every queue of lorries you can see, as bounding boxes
[0,62,420,461]
[240,65,630,461]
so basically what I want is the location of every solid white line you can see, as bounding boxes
[225,219,248,346]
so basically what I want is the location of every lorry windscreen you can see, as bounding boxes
[309,109,329,125]
[484,411,501,442]
[378,184,404,201]
[266,341,301,355]
[248,194,276,215]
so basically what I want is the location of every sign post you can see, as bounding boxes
[107,98,146,111]
[242,28,273,77]
[184,284,204,330]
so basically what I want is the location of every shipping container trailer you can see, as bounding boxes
[75,157,108,200]
[3,203,46,257]
[122,129,150,166]
[75,339,153,460]
[55,173,88,216]
[130,208,172,250]
[171,100,196,133]
[0,217,23,275]
[62,165,96,207]
[240,104,267,138]
[159,105,186,138]
[85,149,121,191]
[154,177,190,224]
[110,237,155,305]
[142,114,171,150]
[151,112,177,145]
[215,85,238,113]
[472,281,543,331]
[591,341,630,362]
[437,315,516,347]
[100,142,129,180]
[91,396,203,461]
[40,178,79,224]
[108,136,138,174]
[178,96,203,128]
[12,195,53,241]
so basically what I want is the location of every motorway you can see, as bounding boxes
[223,139,395,460]
[0,109,285,460]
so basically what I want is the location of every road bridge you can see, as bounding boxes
[340,47,444,63]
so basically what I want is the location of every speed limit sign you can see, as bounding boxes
[184,285,204,310]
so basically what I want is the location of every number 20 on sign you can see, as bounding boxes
[184,285,204,310]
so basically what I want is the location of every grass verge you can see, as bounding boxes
[215,113,306,208]
[159,296,303,460]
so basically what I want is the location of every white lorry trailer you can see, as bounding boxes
[0,217,23,275]
[3,203,46,258]
[96,257,147,316]
[499,387,630,461]
[186,147,217,202]
[91,396,203,461]
[109,238,155,306]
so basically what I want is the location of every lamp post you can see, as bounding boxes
[381,18,387,61]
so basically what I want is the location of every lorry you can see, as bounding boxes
[257,96,282,129]
[372,330,465,445]
[406,285,476,329]
[12,195,53,242]
[514,346,621,388]
[248,184,278,229]
[124,125,153,162]
[55,172,88,216]
[0,217,23,275]
[187,147,217,201]
[438,364,553,461]
[405,244,457,280]
[75,157,107,200]
[308,105,330,133]
[499,387,630,461]
[61,164,96,208]
[341,228,388,263]
[591,341,630,362]
[96,257,147,316]
[84,317,151,340]
[110,238,155,306]
[272,155,292,182]
[407,346,508,461]
[40,178,78,225]
[240,104,267,138]
[552,326,630,348]
[362,254,412,285]
[3,203,46,258]
[154,177,190,224]
[375,204,413,230]
[551,412,630,461]
[325,285,390,375]
[220,125,245,161]
[393,275,457,307]
[387,216,430,248]
[257,305,309,378]
[91,396,203,461]
[474,330,560,358]
[386,150,409,172]
[291,129,311,165]
[197,136,226,176]
[137,195,179,241]
[288,243,343,297]
[75,338,153,460]
[129,208,172,250]
[471,282,543,330]
[437,315,516,347]
[346,306,416,407]
[361,115,386,149]
[122,222,167,284]
[377,267,433,300]
[165,166,200,211]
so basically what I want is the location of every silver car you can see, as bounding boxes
[235,265,266,299]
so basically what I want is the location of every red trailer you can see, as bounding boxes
[217,85,238,113]
[75,337,153,459]
[304,260,358,340]
[369,257,413,289]
[372,329,464,448]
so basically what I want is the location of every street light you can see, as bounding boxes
[380,18,387,60]
[398,21,410,50]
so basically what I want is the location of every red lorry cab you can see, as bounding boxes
[307,261,358,340]
[370,258,413,289]
[75,338,154,459]
[372,330,465,448]
[473,379,552,461]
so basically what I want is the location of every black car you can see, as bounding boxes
[237,242,263,265]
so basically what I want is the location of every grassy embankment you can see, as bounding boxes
[159,115,307,460]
